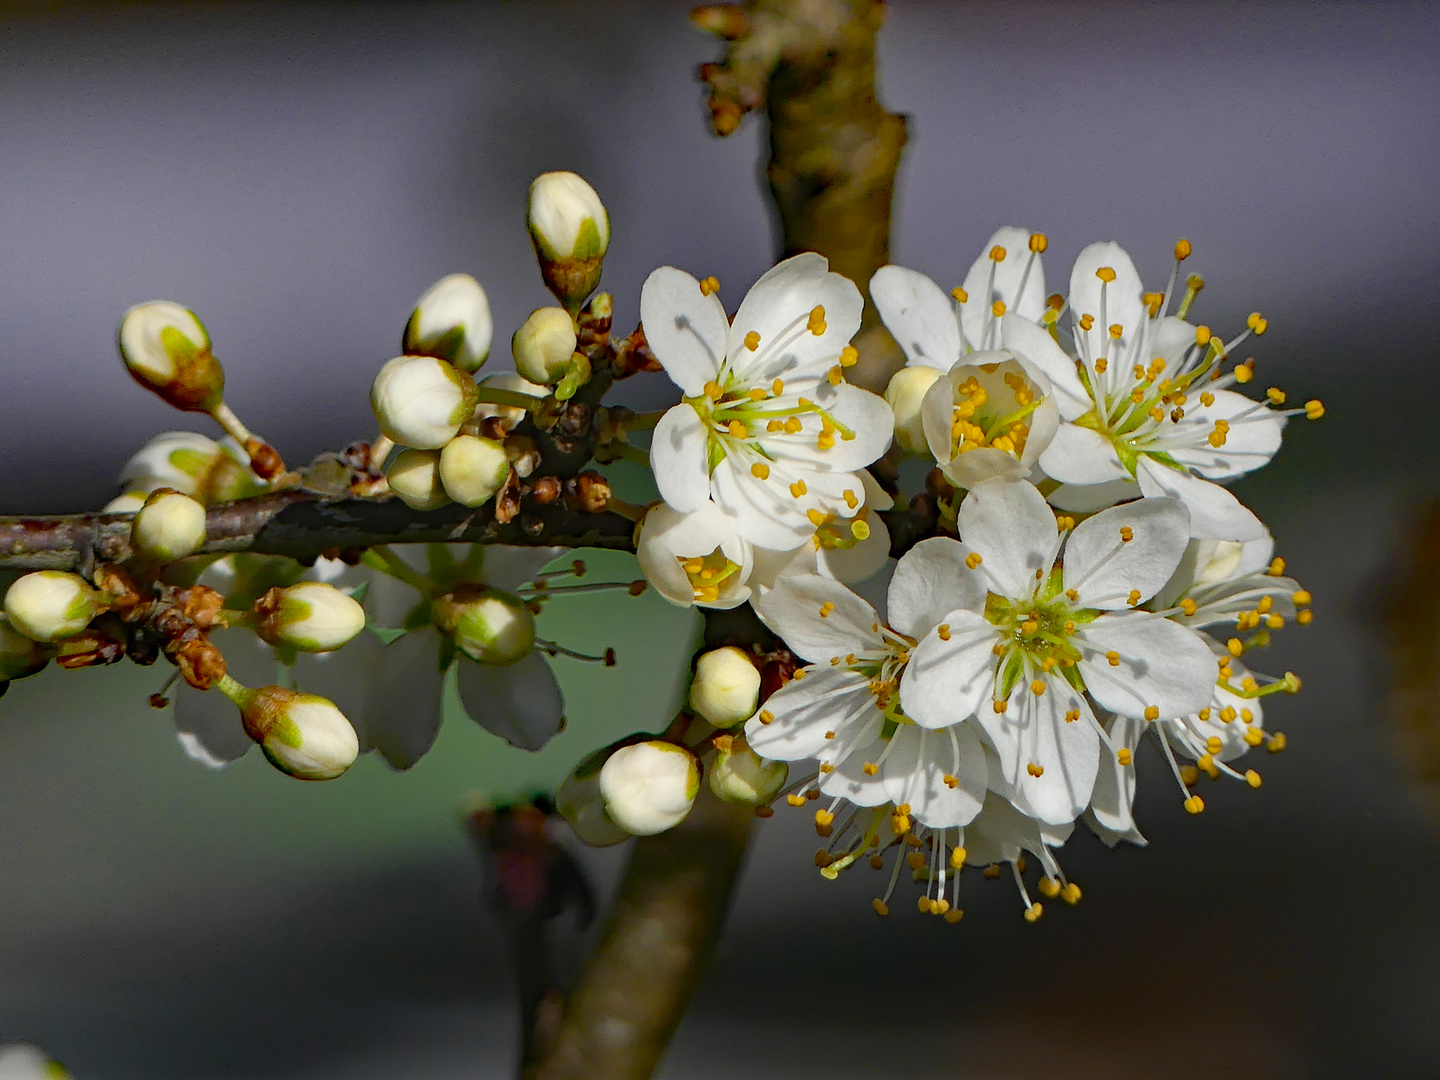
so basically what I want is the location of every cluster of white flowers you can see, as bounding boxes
[619,231,1318,920]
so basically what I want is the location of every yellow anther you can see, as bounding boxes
[1305,399,1325,420]
[1109,323,1124,340]
[786,793,805,807]
[818,763,833,774]
[951,286,969,303]
[1128,589,1142,607]
[1297,608,1313,625]
[746,388,767,402]
[1220,705,1237,723]
[807,305,827,336]
[1205,736,1223,755]
[990,245,1007,262]
[1265,613,1283,629]
[1268,557,1287,576]
[1119,526,1134,543]
[699,276,720,296]
[992,698,1009,714]
[1061,882,1082,905]
[1094,357,1108,374]
[931,897,951,916]
[950,846,967,869]
[1038,876,1061,899]
[1079,313,1095,331]
[751,462,771,480]
[1242,727,1263,747]
[766,419,784,433]
[942,773,959,789]
[789,479,807,498]
[1174,238,1192,261]
[1234,362,1254,384]
[1245,769,1263,789]
[1252,316,1268,335]
[1095,266,1117,283]
[743,330,761,351]
[943,907,965,924]
[818,601,834,618]
[1030,679,1046,696]
[965,552,983,570]
[1266,386,1287,405]
[814,809,835,828]
[1184,794,1206,815]
[937,624,951,641]
[906,851,926,871]
[806,508,828,527]
[1056,515,1075,531]
[991,300,1007,318]
[1021,232,1045,254]
[1024,903,1044,923]
[869,854,885,870]
[851,519,871,541]
[704,380,723,400]
[759,710,775,725]
[1180,765,1200,787]
[1267,732,1287,753]
[1065,589,1079,603]
[1021,619,1039,636]
[783,416,803,435]
[1117,747,1133,766]
[727,420,748,438]
[1026,762,1045,777]
[872,898,889,916]
[771,377,784,396]
[1195,325,1212,347]
[1179,598,1197,616]
[827,365,843,386]
[1200,391,1215,407]
[1226,637,1243,657]
[1198,708,1212,721]
[839,345,859,367]
[1106,650,1121,667]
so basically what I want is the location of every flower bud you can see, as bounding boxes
[439,434,510,507]
[511,307,578,385]
[636,501,753,609]
[0,1044,70,1078]
[385,448,451,510]
[528,171,609,307]
[404,273,493,374]
[370,355,478,450]
[598,740,700,836]
[4,571,100,643]
[103,491,147,514]
[688,646,761,728]
[118,300,225,413]
[131,489,207,561]
[0,615,49,681]
[117,430,266,505]
[256,582,365,652]
[433,585,535,665]
[709,733,788,807]
[884,365,943,455]
[475,372,548,433]
[238,685,359,780]
[556,746,632,847]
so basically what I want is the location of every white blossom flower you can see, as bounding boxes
[689,646,761,727]
[744,538,993,832]
[636,499,755,610]
[599,740,700,835]
[641,253,893,550]
[404,272,493,374]
[1003,241,1311,540]
[748,471,893,592]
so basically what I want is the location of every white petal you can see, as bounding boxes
[1062,496,1191,610]
[819,718,890,806]
[870,265,960,370]
[637,500,753,608]
[291,635,383,751]
[651,403,712,514]
[982,678,1100,826]
[1135,456,1266,541]
[1167,389,1285,480]
[481,545,568,591]
[886,537,985,639]
[956,478,1058,599]
[958,226,1047,352]
[366,628,447,769]
[1085,714,1147,847]
[899,610,999,728]
[173,628,274,767]
[1001,313,1090,420]
[640,265,730,396]
[1038,423,1130,486]
[729,253,864,383]
[711,456,814,550]
[1069,241,1146,372]
[1078,613,1216,720]
[882,723,987,828]
[753,574,881,664]
[816,383,895,470]
[1047,478,1139,514]
[456,650,565,751]
[743,667,877,760]
[816,514,891,585]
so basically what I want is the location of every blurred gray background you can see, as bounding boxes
[2,1,1438,1076]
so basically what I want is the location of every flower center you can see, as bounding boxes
[949,362,1040,461]
[677,547,741,604]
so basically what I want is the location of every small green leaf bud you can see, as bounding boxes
[884,365,944,455]
[238,685,359,781]
[404,273,493,374]
[4,571,100,643]
[556,746,632,847]
[256,582,365,653]
[118,300,225,413]
[432,585,535,665]
[598,740,700,836]
[688,645,761,727]
[385,448,451,510]
[439,434,510,507]
[0,615,50,681]
[708,733,788,807]
[370,355,478,450]
[511,307,578,385]
[131,489,207,561]
[528,171,610,308]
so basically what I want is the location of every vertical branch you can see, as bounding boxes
[521,4,907,1078]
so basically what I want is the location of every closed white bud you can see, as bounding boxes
[0,615,50,682]
[118,300,225,413]
[4,571,100,643]
[132,489,207,561]
[556,746,632,847]
[239,685,359,780]
[0,1043,70,1078]
[117,430,265,505]
[433,586,535,665]
[884,365,943,455]
[688,646,761,728]
[528,171,610,306]
[709,733,788,807]
[475,372,548,433]
[439,434,510,507]
[512,307,578,385]
[404,273,493,374]
[257,582,365,652]
[386,448,450,510]
[370,355,478,450]
[103,491,147,514]
[598,740,700,836]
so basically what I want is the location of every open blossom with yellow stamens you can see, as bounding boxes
[636,500,755,610]
[641,253,893,550]
[1000,240,1321,539]
[748,471,894,592]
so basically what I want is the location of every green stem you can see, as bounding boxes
[475,387,548,411]
[361,546,438,596]
[622,410,666,433]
